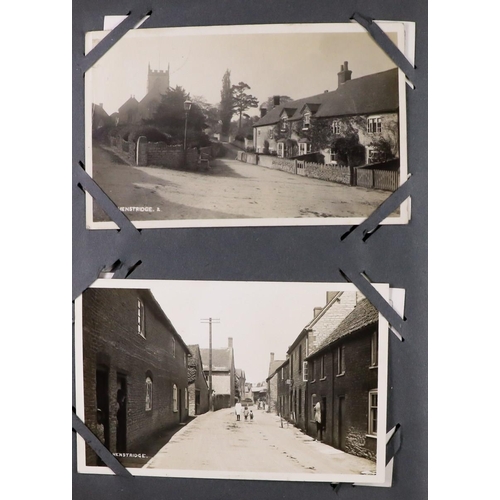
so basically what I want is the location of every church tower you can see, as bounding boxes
[147,63,170,93]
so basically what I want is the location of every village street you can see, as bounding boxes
[144,407,375,476]
[91,144,392,222]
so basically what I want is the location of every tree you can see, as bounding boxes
[219,70,233,136]
[231,82,259,131]
[330,117,366,166]
[149,85,209,146]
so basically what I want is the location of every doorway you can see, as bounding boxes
[116,374,127,453]
[95,366,109,448]
[338,395,346,451]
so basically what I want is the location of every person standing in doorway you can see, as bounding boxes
[235,400,242,421]
[314,401,322,442]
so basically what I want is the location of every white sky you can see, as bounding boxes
[146,280,347,384]
[89,26,398,117]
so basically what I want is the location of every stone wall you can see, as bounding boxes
[110,138,201,170]
[301,162,351,185]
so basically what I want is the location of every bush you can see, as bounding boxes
[246,133,253,140]
[234,134,245,142]
[128,126,172,144]
[245,146,255,153]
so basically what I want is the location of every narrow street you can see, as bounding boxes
[144,407,375,476]
[91,144,392,223]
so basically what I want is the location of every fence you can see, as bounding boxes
[236,153,399,191]
[355,168,400,191]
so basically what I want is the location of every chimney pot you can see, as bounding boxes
[270,352,275,363]
[228,337,233,348]
[338,61,352,86]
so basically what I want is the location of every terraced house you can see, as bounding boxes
[82,288,191,466]
[253,62,400,167]
[305,298,380,462]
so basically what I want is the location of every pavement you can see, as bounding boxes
[144,407,376,477]
[91,144,392,222]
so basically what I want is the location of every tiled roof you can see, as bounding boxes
[200,347,232,372]
[254,68,398,127]
[268,359,286,378]
[314,69,398,118]
[308,298,378,357]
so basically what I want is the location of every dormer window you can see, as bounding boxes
[303,113,311,130]
[332,120,341,135]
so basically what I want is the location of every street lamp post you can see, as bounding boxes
[183,99,192,150]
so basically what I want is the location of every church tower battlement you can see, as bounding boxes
[147,63,170,93]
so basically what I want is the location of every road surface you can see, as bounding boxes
[91,144,392,223]
[144,407,376,477]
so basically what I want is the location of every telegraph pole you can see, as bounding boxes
[201,317,220,411]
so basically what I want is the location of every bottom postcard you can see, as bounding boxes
[75,280,389,483]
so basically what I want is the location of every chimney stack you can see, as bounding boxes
[338,61,352,86]
[228,337,233,348]
[314,307,323,318]
[260,106,268,118]
[273,95,281,106]
[270,352,275,363]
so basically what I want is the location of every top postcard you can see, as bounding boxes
[85,23,409,229]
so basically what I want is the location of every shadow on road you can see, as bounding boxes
[115,417,195,469]
[202,159,246,179]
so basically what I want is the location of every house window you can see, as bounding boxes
[172,337,176,357]
[320,355,326,379]
[332,120,340,134]
[280,117,288,132]
[368,390,378,435]
[336,345,345,376]
[302,361,308,382]
[371,331,378,368]
[368,117,382,133]
[137,299,145,337]
[299,142,311,155]
[145,377,153,411]
[268,128,274,139]
[303,113,311,130]
[173,384,178,412]
[277,142,285,158]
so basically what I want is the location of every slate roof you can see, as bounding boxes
[307,298,378,358]
[254,68,398,127]
[200,347,233,372]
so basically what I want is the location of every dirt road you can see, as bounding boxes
[91,145,391,223]
[144,407,376,478]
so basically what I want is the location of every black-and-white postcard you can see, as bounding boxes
[85,23,409,229]
[75,280,390,484]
